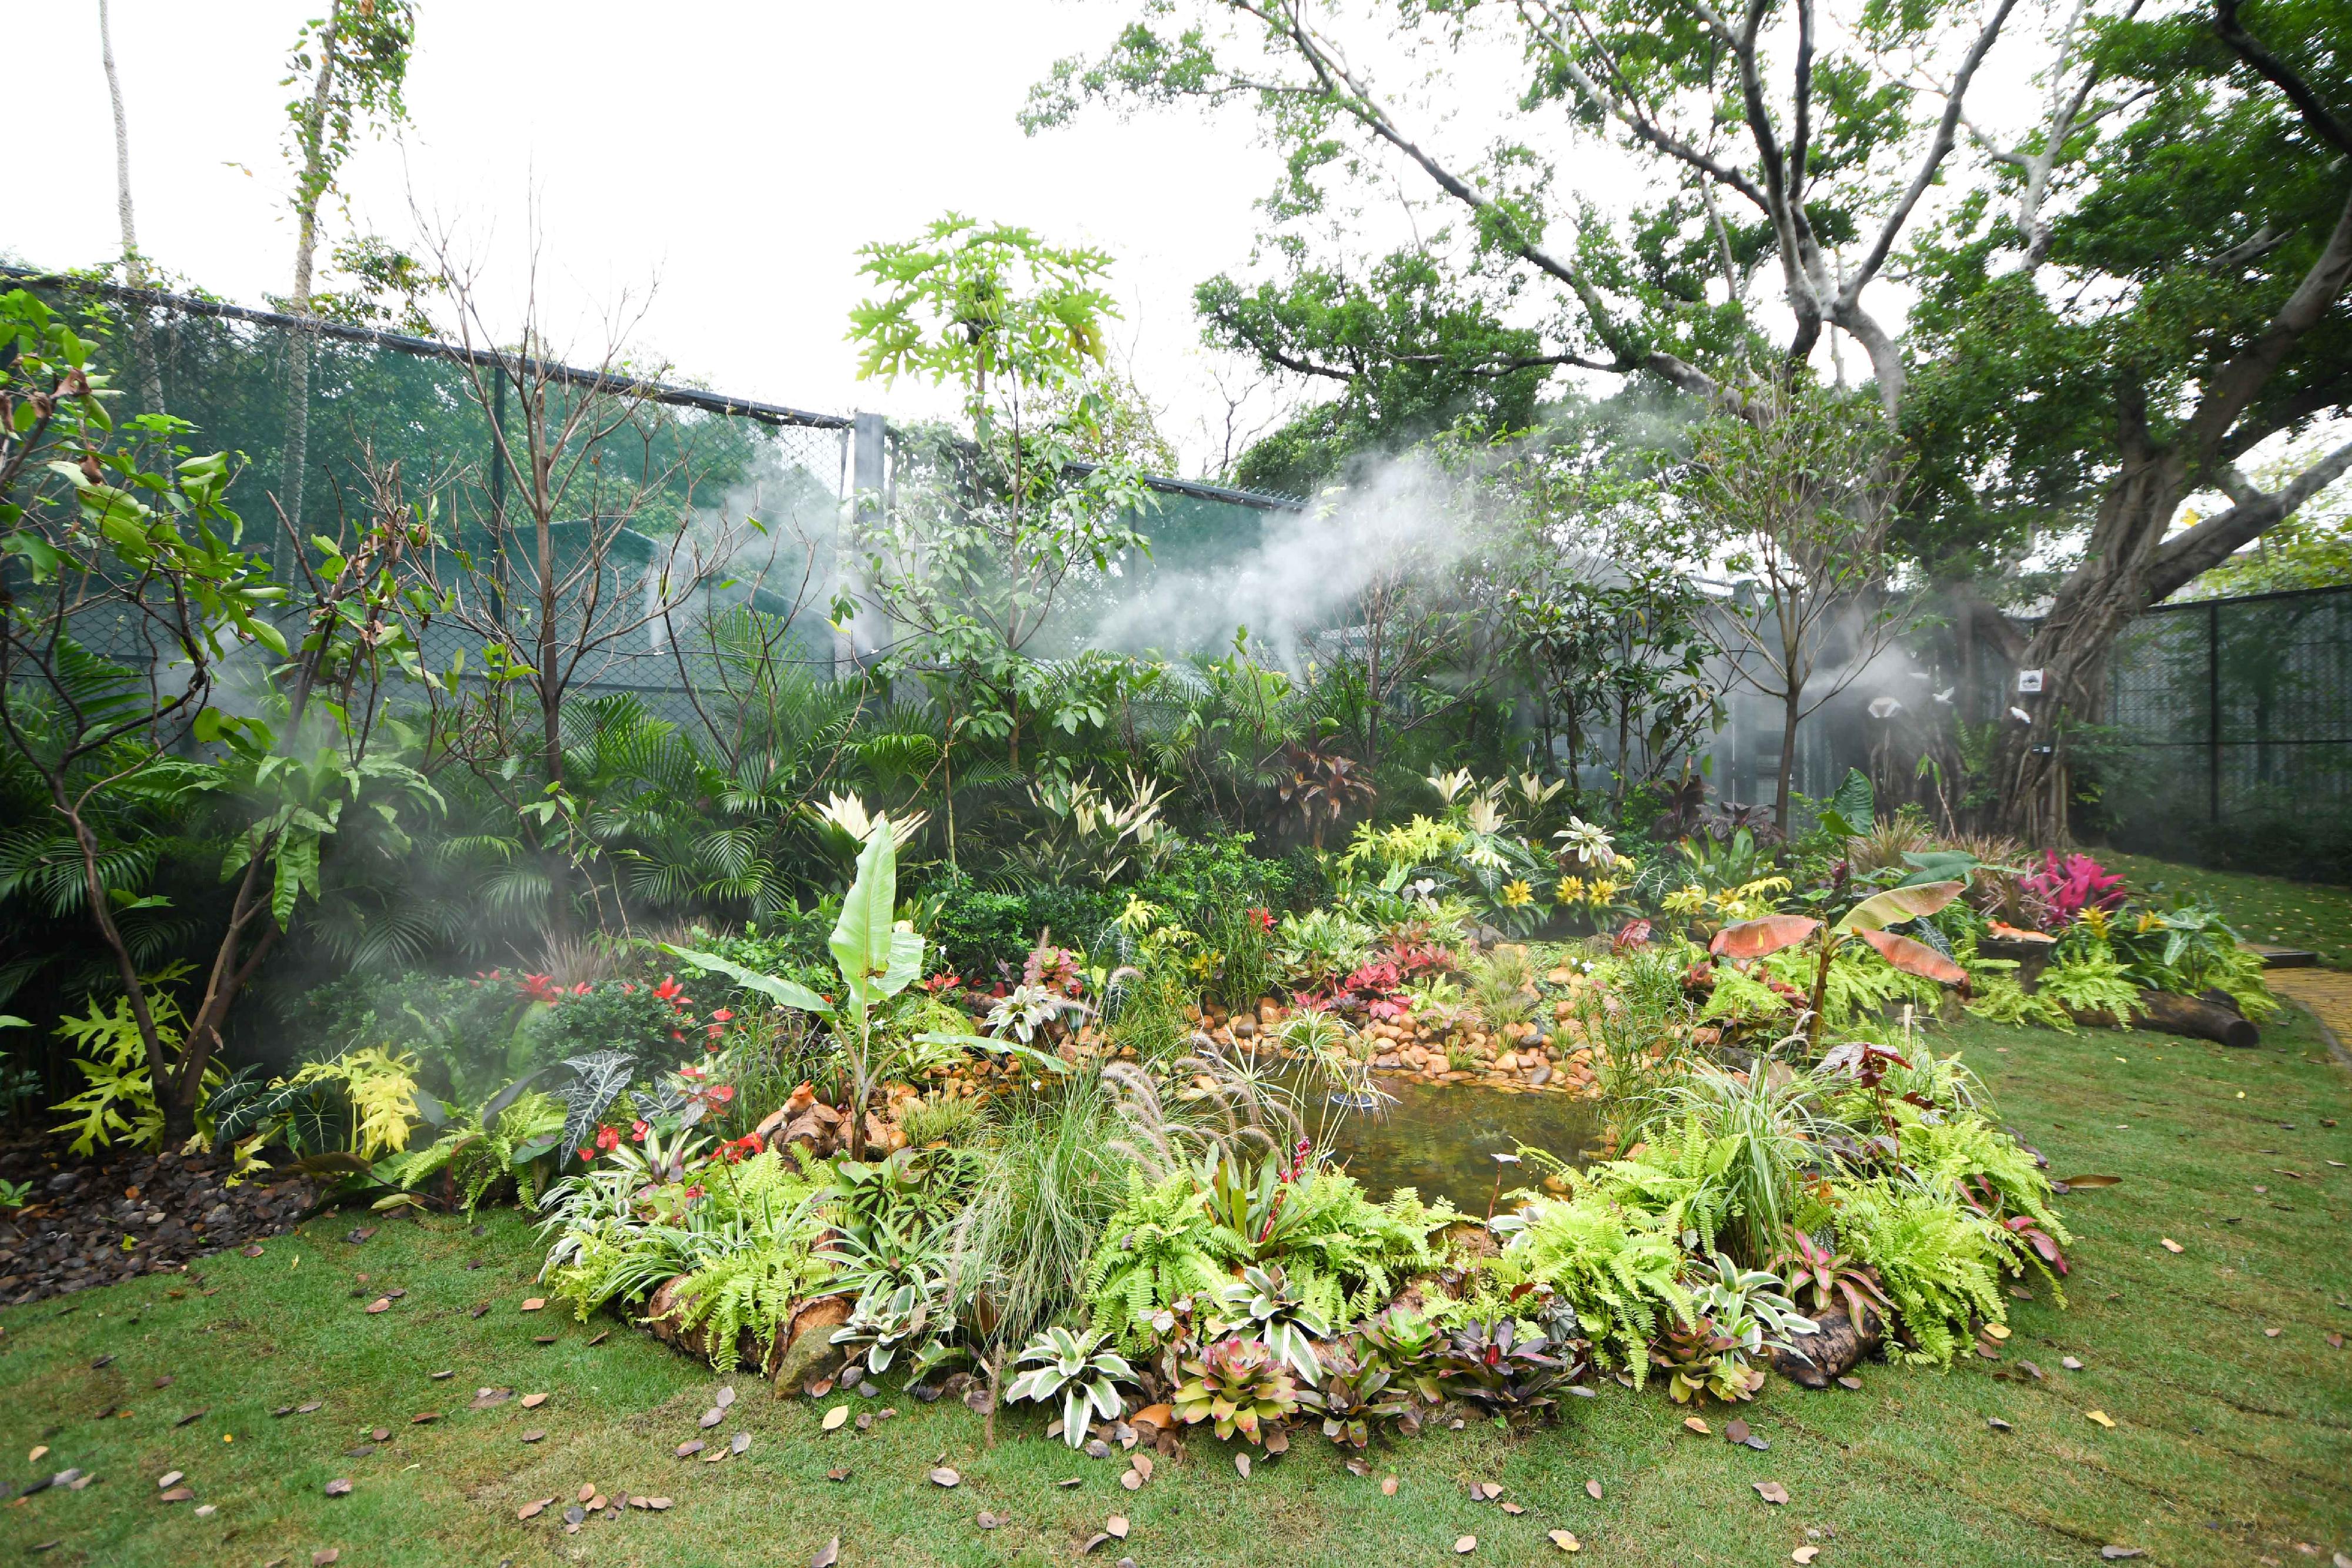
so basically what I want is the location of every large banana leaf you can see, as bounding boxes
[913,1031,1074,1077]
[661,943,834,1017]
[830,823,924,1008]
[1852,927,1969,984]
[1710,915,1820,959]
[1833,880,1965,934]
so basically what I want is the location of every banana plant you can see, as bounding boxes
[664,820,1063,1159]
[1710,881,1969,1049]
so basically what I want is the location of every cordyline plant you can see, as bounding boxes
[1710,881,1969,1049]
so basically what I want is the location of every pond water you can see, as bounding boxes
[1312,1079,1605,1212]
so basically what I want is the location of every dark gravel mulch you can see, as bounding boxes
[0,1139,322,1306]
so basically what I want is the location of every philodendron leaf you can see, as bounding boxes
[1710,916,1820,960]
[1852,927,1969,984]
[662,944,834,1016]
[830,821,900,1007]
[1835,880,1966,935]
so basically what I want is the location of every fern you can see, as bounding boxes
[1495,1192,1692,1383]
[2038,942,2141,1026]
[1964,975,2076,1031]
[1830,1179,2009,1367]
[670,1240,831,1371]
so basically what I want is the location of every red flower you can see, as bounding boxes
[709,1008,734,1023]
[519,972,560,1004]
[678,1066,706,1081]
[706,1085,735,1105]
[1248,907,1275,932]
[594,1124,620,1152]
[621,982,635,994]
[739,1132,764,1155]
[576,1145,595,1162]
[631,1120,649,1143]
[682,1184,705,1201]
[572,982,590,997]
[654,976,686,1002]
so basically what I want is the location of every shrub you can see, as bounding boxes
[1829,1178,2009,1367]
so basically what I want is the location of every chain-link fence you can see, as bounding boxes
[2102,585,2352,878]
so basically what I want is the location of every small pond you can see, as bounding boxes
[1312,1079,1605,1213]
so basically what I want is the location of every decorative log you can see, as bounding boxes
[2130,988,2260,1049]
[2066,989,2259,1048]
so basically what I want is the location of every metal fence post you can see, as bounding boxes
[2207,599,2222,824]
[838,412,886,673]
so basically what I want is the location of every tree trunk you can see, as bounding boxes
[282,18,341,573]
[97,0,164,419]
[1989,452,2184,844]
[1773,685,1803,834]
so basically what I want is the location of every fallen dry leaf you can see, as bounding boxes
[1502,1502,1527,1516]
[323,1478,353,1497]
[1753,1481,1790,1505]
[821,1406,849,1432]
[1586,1480,1603,1501]
[732,1433,751,1456]
[699,1407,724,1429]
[1131,1452,1153,1481]
[976,1512,1001,1529]
[1836,1375,1863,1390]
[156,1471,183,1490]
[930,1467,960,1488]
[1725,1418,1751,1445]
[1120,1470,1141,1492]
[2159,1238,2184,1254]
[521,1430,544,1444]
[2086,1410,2116,1428]
[521,1393,549,1409]
[2266,1328,2283,1338]
[365,1299,390,1315]
[1107,1515,1130,1539]
[1081,1533,1111,1555]
[520,1298,546,1311]
[1983,1323,2010,1341]
[2062,1356,2086,1370]
[517,1497,551,1520]
[410,1412,439,1425]
[1793,1547,1820,1564]
[825,1467,850,1482]
[645,1497,671,1510]
[1550,1529,1581,1553]
[1455,1536,1478,1554]
[676,1440,705,1458]
[1383,1476,1399,1497]
[1684,1416,1710,1435]
[1235,1453,1252,1479]
[811,1538,839,1568]
[312,1552,339,1567]
[159,1487,194,1503]
[2098,1549,2144,1561]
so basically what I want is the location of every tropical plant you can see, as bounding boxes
[1209,1263,1332,1386]
[2037,942,2142,1027]
[667,821,1063,1159]
[1767,1227,1894,1330]
[51,974,216,1155]
[1004,1325,1137,1448]
[1657,1253,1818,1405]
[1495,1192,1692,1382]
[1439,1317,1579,1416]
[1171,1335,1302,1445]
[1710,881,1971,1049]
[1830,1179,2010,1368]
[831,1276,945,1380]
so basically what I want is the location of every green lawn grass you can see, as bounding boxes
[4,1010,2347,1568]
[2103,851,2352,969]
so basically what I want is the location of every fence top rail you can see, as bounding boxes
[2145,582,2352,614]
[2,265,855,433]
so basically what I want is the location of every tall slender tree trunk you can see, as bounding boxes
[1774,686,1803,834]
[282,18,342,575]
[97,0,164,419]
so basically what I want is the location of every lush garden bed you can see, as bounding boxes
[3,1005,2345,1567]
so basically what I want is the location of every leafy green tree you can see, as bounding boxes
[0,291,436,1138]
[1903,0,2351,840]
[278,0,417,556]
[1027,0,2022,418]
[847,215,1158,858]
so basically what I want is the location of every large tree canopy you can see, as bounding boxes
[1032,0,2352,842]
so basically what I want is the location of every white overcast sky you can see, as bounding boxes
[8,1,1300,473]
